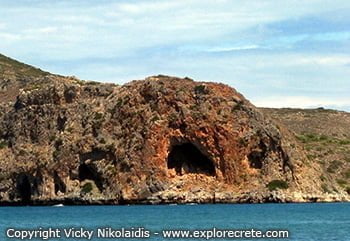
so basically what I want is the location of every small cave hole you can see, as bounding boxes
[57,115,67,132]
[16,173,32,204]
[167,143,215,176]
[54,172,66,194]
[248,141,267,169]
[248,151,264,169]
[78,163,103,191]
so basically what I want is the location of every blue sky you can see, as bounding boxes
[0,0,350,110]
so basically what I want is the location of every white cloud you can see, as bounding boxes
[114,1,180,15]
[23,26,58,34]
[0,32,21,41]
[253,96,350,110]
[0,0,349,111]
[206,45,260,52]
[298,56,350,66]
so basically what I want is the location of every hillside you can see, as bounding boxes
[0,54,49,79]
[0,53,348,205]
[261,108,350,195]
[0,54,51,102]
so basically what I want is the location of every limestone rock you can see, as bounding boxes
[0,73,327,205]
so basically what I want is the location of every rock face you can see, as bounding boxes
[0,71,330,205]
[1,55,344,205]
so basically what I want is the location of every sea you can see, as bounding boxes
[0,203,349,241]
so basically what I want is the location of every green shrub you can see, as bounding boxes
[306,154,315,160]
[321,184,331,193]
[339,139,350,145]
[327,160,342,173]
[296,133,319,143]
[267,180,289,191]
[232,101,244,112]
[94,112,104,120]
[81,183,93,194]
[86,81,100,85]
[296,133,350,145]
[336,179,347,187]
[66,127,74,133]
[0,140,7,149]
[345,169,350,179]
[319,135,329,141]
[150,115,160,123]
[346,187,350,195]
[194,85,208,95]
[238,137,248,147]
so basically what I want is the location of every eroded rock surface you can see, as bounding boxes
[0,72,334,205]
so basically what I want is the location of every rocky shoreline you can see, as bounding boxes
[1,190,349,206]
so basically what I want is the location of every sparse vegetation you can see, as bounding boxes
[194,85,208,95]
[0,140,7,149]
[232,101,244,111]
[238,137,248,147]
[85,81,100,85]
[344,169,350,179]
[296,133,350,145]
[321,183,331,193]
[94,112,104,120]
[346,187,350,195]
[52,150,60,160]
[327,160,342,173]
[336,179,347,187]
[262,108,350,192]
[0,53,49,79]
[267,180,289,191]
[150,115,160,123]
[66,127,74,133]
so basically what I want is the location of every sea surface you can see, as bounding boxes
[0,203,349,241]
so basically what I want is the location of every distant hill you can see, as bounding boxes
[0,54,49,79]
[261,108,350,195]
[0,54,51,102]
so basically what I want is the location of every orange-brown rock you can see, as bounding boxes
[0,71,333,205]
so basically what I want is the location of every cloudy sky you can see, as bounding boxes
[0,0,349,110]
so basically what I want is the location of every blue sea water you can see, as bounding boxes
[0,203,349,241]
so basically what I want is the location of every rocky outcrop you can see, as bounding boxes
[0,72,337,205]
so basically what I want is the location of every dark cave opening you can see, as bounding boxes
[167,143,215,176]
[16,174,32,204]
[54,172,66,194]
[248,151,264,169]
[248,140,268,169]
[78,163,103,191]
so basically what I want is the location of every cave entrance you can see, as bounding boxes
[167,143,215,176]
[16,174,32,204]
[248,151,263,169]
[54,172,66,194]
[78,163,103,191]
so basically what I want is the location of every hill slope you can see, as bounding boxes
[0,54,49,79]
[0,53,348,205]
[0,54,51,103]
[261,108,350,195]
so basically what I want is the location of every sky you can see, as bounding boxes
[0,0,349,111]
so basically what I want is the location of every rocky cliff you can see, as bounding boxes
[0,54,347,205]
